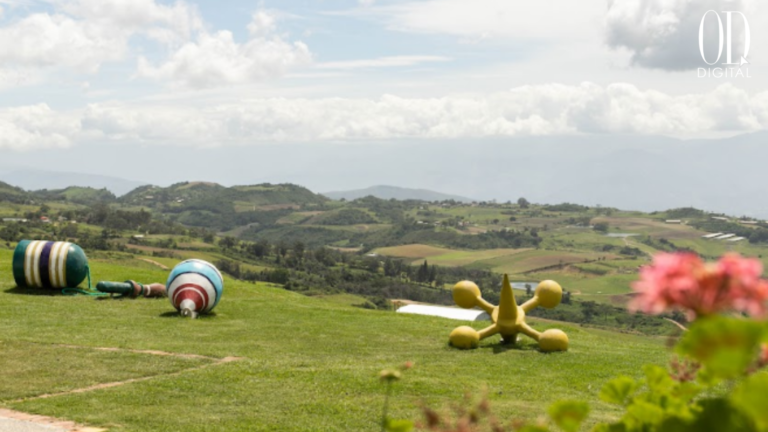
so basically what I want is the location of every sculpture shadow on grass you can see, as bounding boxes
[158,310,219,319]
[5,286,65,296]
[480,338,541,355]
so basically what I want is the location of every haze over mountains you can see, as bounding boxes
[2,132,766,216]
[323,186,473,203]
[0,166,147,196]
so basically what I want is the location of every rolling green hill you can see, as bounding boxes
[120,182,327,209]
[0,181,28,204]
[323,185,473,203]
[30,186,117,206]
[118,182,330,232]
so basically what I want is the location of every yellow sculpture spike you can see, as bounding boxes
[448,274,569,352]
[496,274,518,321]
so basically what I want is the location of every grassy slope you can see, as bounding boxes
[0,248,670,431]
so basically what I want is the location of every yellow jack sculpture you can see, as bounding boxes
[449,274,569,352]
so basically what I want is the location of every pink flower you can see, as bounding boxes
[630,252,768,319]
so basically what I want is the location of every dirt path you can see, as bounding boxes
[623,237,653,258]
[137,258,170,270]
[0,408,105,432]
[71,345,215,360]
[0,408,106,432]
[663,317,688,332]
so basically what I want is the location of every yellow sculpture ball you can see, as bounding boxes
[535,280,563,309]
[449,326,480,349]
[539,329,569,352]
[453,281,481,309]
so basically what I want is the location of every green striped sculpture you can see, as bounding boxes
[13,240,89,289]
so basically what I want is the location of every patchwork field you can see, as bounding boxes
[374,244,458,259]
[470,249,621,275]
[374,244,532,266]
[590,217,705,240]
[0,247,670,431]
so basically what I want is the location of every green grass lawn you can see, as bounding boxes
[311,293,372,307]
[0,247,671,431]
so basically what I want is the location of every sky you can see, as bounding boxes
[0,0,767,193]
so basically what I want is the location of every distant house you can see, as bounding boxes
[132,235,145,239]
[740,220,759,225]
[40,216,50,223]
[665,220,683,224]
[728,237,747,242]
[711,216,730,221]
[2,218,27,223]
[715,234,736,240]
[365,253,379,258]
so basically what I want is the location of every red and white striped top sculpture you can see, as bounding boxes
[166,259,224,318]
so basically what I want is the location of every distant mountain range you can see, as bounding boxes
[4,131,768,216]
[322,185,473,202]
[0,167,147,196]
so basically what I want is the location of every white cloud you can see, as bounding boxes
[0,104,79,151]
[247,10,276,37]
[76,83,768,145]
[63,0,203,41]
[0,67,41,90]
[348,0,601,41]
[0,3,308,88]
[5,83,766,151]
[0,0,203,73]
[137,11,311,89]
[0,14,127,72]
[606,0,754,70]
[64,0,203,38]
[316,55,450,70]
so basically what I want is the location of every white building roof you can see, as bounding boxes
[728,237,746,242]
[396,305,491,321]
[715,234,736,240]
[702,233,723,238]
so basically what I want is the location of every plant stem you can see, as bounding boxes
[381,382,393,432]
